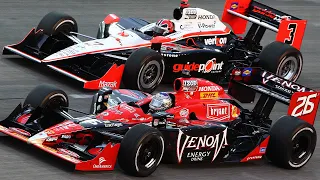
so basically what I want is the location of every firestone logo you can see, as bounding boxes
[93,157,112,168]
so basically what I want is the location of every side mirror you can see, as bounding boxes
[90,87,113,114]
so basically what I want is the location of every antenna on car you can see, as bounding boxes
[181,69,191,78]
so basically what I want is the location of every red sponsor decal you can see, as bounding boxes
[57,148,80,159]
[45,120,84,136]
[206,103,230,121]
[252,6,276,19]
[8,127,31,137]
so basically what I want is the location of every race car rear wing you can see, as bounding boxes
[227,67,320,125]
[221,0,307,50]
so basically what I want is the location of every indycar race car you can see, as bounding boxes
[0,68,318,177]
[2,0,307,93]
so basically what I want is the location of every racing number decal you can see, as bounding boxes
[284,23,297,45]
[288,92,320,125]
[291,93,317,117]
[276,19,307,50]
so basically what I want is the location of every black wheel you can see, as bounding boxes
[24,84,69,111]
[122,47,165,93]
[36,11,78,36]
[259,41,303,81]
[266,115,316,169]
[118,124,165,177]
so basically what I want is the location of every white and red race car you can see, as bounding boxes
[3,0,307,93]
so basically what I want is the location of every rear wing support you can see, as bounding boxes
[222,0,307,50]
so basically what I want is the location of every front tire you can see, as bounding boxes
[259,41,303,82]
[122,47,165,93]
[266,116,316,169]
[24,84,69,110]
[37,11,78,36]
[118,124,165,177]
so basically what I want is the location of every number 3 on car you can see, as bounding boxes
[288,92,320,125]
[276,20,307,50]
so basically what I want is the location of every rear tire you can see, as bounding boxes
[122,47,165,93]
[259,41,303,82]
[37,11,78,36]
[266,115,316,169]
[118,124,165,177]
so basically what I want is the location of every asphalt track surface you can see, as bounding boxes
[0,0,320,179]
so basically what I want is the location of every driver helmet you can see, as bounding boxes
[149,92,173,112]
[154,19,174,36]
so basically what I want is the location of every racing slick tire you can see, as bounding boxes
[118,124,165,177]
[258,41,303,82]
[24,84,69,111]
[36,11,78,36]
[266,115,316,169]
[122,47,165,93]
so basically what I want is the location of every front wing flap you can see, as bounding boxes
[3,28,125,90]
[0,106,120,171]
[0,124,120,171]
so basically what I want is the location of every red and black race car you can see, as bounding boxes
[0,68,318,177]
[2,0,307,93]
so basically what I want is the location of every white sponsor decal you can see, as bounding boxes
[255,85,290,102]
[161,53,179,58]
[180,108,189,117]
[198,15,215,19]
[104,122,123,128]
[204,36,227,46]
[206,103,230,121]
[61,134,71,139]
[291,93,318,117]
[46,137,58,142]
[246,155,262,161]
[198,22,216,29]
[198,58,224,73]
[187,151,211,162]
[183,80,198,92]
[177,128,228,163]
[262,71,308,92]
[99,81,117,88]
[185,9,197,19]
[93,157,112,168]
[198,86,222,92]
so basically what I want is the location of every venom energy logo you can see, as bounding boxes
[262,71,308,93]
[176,128,228,163]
